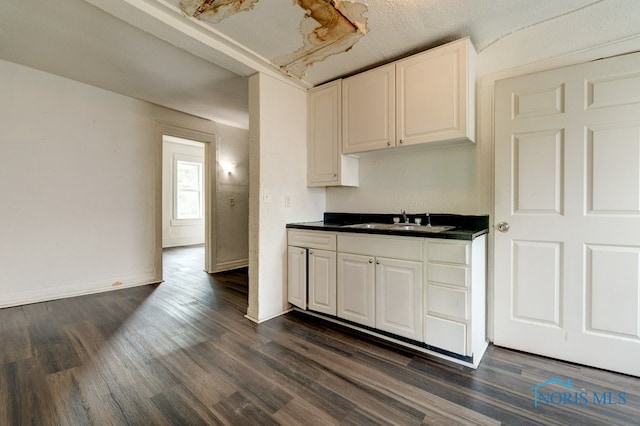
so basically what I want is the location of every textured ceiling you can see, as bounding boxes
[1,0,639,129]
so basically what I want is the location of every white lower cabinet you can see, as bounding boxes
[375,257,422,341]
[308,249,337,315]
[337,253,375,327]
[287,246,307,310]
[337,252,422,340]
[287,230,337,311]
[288,229,487,365]
[337,234,423,340]
[424,235,486,358]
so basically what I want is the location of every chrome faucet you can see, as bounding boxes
[401,209,409,223]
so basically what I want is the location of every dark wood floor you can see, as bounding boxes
[1,245,639,425]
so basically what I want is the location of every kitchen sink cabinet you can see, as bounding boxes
[341,37,476,155]
[287,227,487,367]
[307,80,358,187]
[337,252,422,340]
[337,234,423,340]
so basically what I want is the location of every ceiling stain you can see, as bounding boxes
[179,0,368,80]
[276,0,368,79]
[179,0,260,24]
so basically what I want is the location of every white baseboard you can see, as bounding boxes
[244,307,292,324]
[0,272,160,309]
[209,258,248,273]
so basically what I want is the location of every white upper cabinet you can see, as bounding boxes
[396,38,476,147]
[307,80,358,187]
[342,64,396,154]
[341,38,476,155]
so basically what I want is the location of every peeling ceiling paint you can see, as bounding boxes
[275,0,368,79]
[179,0,368,79]
[179,0,259,24]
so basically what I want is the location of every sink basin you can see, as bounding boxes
[343,223,455,233]
[390,225,456,233]
[342,223,395,230]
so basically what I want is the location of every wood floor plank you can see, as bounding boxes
[151,385,224,426]
[1,358,57,425]
[211,391,280,426]
[187,338,294,416]
[157,347,236,406]
[0,306,32,364]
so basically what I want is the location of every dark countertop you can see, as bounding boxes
[287,212,489,241]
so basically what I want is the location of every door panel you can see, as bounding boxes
[512,241,562,327]
[308,249,337,315]
[587,124,640,213]
[342,64,395,153]
[287,246,307,310]
[375,258,422,341]
[337,253,375,327]
[587,245,640,338]
[513,130,564,214]
[494,51,640,376]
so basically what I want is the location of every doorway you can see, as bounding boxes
[155,121,217,276]
[162,136,206,249]
[493,52,640,376]
[162,135,206,273]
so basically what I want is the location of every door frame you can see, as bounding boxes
[154,120,218,276]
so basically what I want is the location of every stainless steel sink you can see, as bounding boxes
[343,223,455,233]
[342,223,395,230]
[390,225,456,233]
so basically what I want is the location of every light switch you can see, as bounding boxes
[284,195,291,207]
[229,197,235,206]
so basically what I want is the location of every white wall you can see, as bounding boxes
[247,73,325,322]
[162,137,205,248]
[0,59,230,307]
[327,143,490,215]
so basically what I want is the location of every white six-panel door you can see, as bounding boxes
[494,52,640,376]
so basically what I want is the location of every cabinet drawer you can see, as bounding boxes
[338,234,423,261]
[427,263,468,287]
[427,285,468,320]
[424,315,467,355]
[288,230,336,250]
[426,240,469,265]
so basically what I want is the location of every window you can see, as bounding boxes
[175,160,203,220]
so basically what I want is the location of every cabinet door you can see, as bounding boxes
[337,253,375,327]
[308,81,340,186]
[375,258,422,341]
[396,38,473,147]
[287,246,307,310]
[308,249,337,315]
[342,63,395,154]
